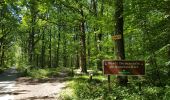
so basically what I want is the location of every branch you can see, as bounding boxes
[0,28,12,41]
[55,0,81,14]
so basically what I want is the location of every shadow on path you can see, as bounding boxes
[0,67,18,81]
[0,68,70,100]
[14,72,70,99]
[0,67,18,99]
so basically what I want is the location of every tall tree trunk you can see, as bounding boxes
[36,54,39,67]
[97,0,104,70]
[114,0,128,86]
[168,46,170,60]
[48,28,52,67]
[28,18,35,66]
[56,5,62,67]
[28,0,37,67]
[56,27,61,67]
[0,30,3,67]
[98,0,104,51]
[80,6,87,73]
[87,26,91,67]
[0,1,4,67]
[41,28,45,68]
[91,0,100,69]
[76,51,80,68]
[63,33,67,67]
[168,46,170,76]
[0,45,5,66]
[75,33,80,68]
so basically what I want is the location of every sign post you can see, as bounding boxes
[108,75,111,91]
[103,60,145,90]
[103,60,145,76]
[112,35,122,40]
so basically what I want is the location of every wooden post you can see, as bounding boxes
[89,72,93,81]
[108,75,111,91]
[139,82,142,91]
[72,66,74,77]
[138,76,142,92]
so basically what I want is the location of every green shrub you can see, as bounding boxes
[27,69,49,79]
[163,86,170,100]
[58,87,77,100]
[67,75,168,100]
[20,67,72,78]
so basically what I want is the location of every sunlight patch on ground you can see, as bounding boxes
[0,81,16,100]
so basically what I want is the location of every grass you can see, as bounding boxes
[57,82,76,100]
[18,67,73,79]
[58,73,170,100]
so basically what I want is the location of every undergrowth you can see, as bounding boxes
[18,67,72,79]
[0,67,8,74]
[59,74,170,100]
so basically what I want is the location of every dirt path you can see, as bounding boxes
[0,68,69,100]
[14,77,67,100]
[0,68,17,100]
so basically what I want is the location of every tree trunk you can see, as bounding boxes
[168,46,170,76]
[91,0,101,69]
[56,27,61,67]
[41,28,45,68]
[75,33,80,68]
[36,54,39,67]
[87,27,91,67]
[28,20,35,66]
[0,31,3,67]
[63,33,67,67]
[56,5,62,67]
[80,6,87,73]
[0,45,5,66]
[76,51,80,68]
[48,28,52,67]
[97,0,104,70]
[114,0,128,86]
[28,0,37,67]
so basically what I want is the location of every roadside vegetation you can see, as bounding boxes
[17,67,73,79]
[58,73,170,100]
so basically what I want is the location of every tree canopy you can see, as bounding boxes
[0,0,170,99]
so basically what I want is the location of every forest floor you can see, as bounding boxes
[0,68,69,100]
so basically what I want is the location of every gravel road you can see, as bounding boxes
[0,68,17,100]
[0,68,67,100]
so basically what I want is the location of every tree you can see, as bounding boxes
[0,0,19,68]
[114,0,128,86]
[79,2,87,73]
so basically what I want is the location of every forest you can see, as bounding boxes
[0,0,170,99]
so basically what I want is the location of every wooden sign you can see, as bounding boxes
[103,60,145,76]
[112,35,122,40]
